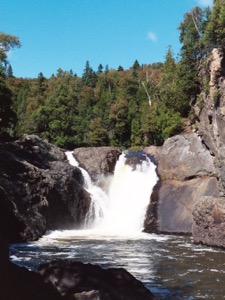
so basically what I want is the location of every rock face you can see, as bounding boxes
[157,134,215,181]
[189,47,225,247]
[0,135,91,242]
[144,133,220,234]
[198,47,225,192]
[73,147,121,181]
[37,259,156,300]
[145,177,220,234]
[193,196,225,248]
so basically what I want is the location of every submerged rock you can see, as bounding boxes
[37,259,156,300]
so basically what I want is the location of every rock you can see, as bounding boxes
[157,133,215,181]
[192,196,225,248]
[209,48,224,95]
[0,261,62,300]
[37,259,156,300]
[144,177,220,234]
[143,132,220,234]
[198,47,225,193]
[73,290,107,300]
[73,147,121,181]
[0,258,156,300]
[0,135,91,242]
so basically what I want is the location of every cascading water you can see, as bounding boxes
[66,150,158,235]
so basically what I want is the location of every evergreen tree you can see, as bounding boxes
[117,65,124,71]
[97,63,103,74]
[204,0,225,48]
[132,59,140,78]
[159,46,190,116]
[6,64,13,78]
[82,61,97,87]
[178,6,209,104]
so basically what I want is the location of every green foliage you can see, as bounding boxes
[177,6,212,109]
[5,1,225,150]
[204,0,225,48]
[0,32,21,63]
[141,103,183,145]
[0,77,16,131]
[159,47,190,117]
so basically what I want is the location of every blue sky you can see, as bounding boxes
[1,0,213,78]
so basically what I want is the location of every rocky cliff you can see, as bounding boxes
[0,134,91,243]
[144,47,225,248]
[191,47,225,247]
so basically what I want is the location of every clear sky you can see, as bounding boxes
[1,0,213,78]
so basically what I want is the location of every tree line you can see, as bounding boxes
[0,0,224,149]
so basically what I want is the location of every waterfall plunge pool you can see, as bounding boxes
[10,232,225,300]
[10,151,225,299]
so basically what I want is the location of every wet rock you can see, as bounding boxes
[124,150,153,170]
[73,147,121,181]
[37,259,156,300]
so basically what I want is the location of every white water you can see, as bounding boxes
[65,151,158,236]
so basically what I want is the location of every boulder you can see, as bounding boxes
[192,196,225,248]
[156,133,215,181]
[143,133,219,234]
[0,135,91,242]
[37,259,156,300]
[73,147,121,181]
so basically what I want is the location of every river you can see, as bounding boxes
[10,151,225,299]
[10,230,225,299]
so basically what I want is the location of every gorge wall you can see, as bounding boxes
[144,47,225,248]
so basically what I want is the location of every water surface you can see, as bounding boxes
[10,231,225,299]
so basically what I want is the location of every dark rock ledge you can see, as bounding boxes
[0,258,156,300]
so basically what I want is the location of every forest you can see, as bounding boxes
[0,0,224,149]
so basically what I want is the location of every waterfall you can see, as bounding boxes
[66,151,158,235]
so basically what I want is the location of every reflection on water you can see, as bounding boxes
[10,231,225,299]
